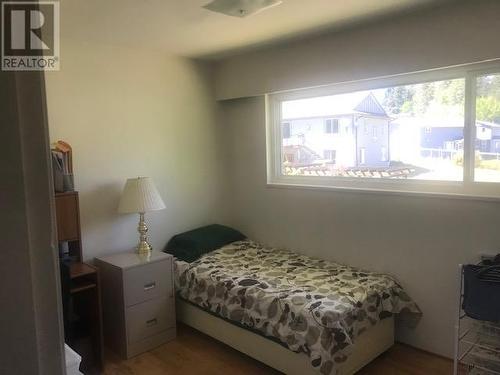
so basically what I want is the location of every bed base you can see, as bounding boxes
[176,298,394,375]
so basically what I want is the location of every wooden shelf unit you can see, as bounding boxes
[55,191,82,261]
[55,191,104,372]
[70,263,98,294]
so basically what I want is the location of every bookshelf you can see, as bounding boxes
[55,191,104,371]
[55,191,82,261]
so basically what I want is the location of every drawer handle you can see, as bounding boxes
[146,318,158,326]
[143,282,156,291]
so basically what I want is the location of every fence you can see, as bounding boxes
[420,148,500,161]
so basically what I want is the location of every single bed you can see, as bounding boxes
[172,239,420,375]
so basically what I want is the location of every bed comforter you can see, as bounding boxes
[175,240,421,375]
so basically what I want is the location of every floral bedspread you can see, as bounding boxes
[174,240,421,375]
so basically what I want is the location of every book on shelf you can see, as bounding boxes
[51,140,74,192]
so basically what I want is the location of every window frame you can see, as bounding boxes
[266,61,500,200]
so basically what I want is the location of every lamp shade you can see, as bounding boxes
[118,177,166,213]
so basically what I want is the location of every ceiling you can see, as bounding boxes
[60,0,447,59]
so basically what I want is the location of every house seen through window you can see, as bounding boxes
[279,79,470,181]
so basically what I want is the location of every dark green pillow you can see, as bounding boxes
[165,224,246,263]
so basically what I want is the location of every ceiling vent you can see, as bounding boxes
[203,0,283,18]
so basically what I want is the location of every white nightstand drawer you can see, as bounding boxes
[127,328,176,358]
[123,259,171,306]
[126,297,175,343]
[96,251,175,358]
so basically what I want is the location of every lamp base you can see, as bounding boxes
[136,240,153,256]
[136,212,153,256]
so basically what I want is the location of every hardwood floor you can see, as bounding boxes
[357,344,452,375]
[103,323,452,375]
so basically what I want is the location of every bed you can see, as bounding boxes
[170,236,421,375]
[176,299,393,375]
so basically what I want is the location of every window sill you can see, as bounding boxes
[266,179,500,202]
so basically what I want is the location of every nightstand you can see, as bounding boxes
[95,251,176,359]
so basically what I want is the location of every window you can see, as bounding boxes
[324,150,336,163]
[267,63,500,198]
[325,119,339,134]
[282,122,291,139]
[359,148,366,164]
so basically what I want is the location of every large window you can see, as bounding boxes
[267,64,500,198]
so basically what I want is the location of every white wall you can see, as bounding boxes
[46,40,224,260]
[219,95,500,358]
[214,0,500,99]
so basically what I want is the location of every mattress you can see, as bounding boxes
[174,240,420,375]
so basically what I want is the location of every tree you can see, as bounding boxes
[435,79,465,107]
[412,82,435,115]
[382,79,466,117]
[477,74,500,100]
[383,86,414,115]
[476,96,500,122]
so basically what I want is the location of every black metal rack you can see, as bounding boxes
[455,264,500,375]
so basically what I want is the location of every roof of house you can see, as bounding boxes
[354,93,388,116]
[282,91,389,120]
[478,120,500,129]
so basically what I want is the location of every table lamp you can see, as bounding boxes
[118,177,165,255]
